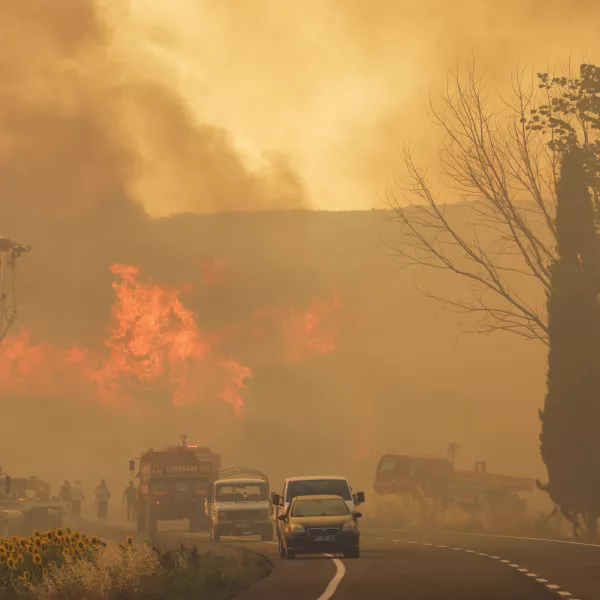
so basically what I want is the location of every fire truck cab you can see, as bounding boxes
[129,435,221,534]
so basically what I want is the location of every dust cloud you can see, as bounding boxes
[0,0,590,507]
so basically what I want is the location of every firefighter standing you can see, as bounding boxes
[70,481,84,518]
[95,480,111,520]
[59,481,72,515]
[123,481,137,522]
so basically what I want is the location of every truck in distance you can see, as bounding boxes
[0,474,66,537]
[205,467,273,543]
[129,435,221,535]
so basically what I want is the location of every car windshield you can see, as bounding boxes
[216,483,267,502]
[290,498,350,517]
[286,479,351,502]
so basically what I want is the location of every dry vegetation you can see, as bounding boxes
[361,491,572,538]
[0,529,270,600]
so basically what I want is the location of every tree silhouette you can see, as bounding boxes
[539,146,600,537]
[389,63,600,344]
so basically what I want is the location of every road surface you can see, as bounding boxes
[74,518,599,599]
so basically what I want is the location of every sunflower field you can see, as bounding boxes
[0,528,270,600]
[0,528,106,593]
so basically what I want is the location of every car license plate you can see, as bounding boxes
[314,535,336,542]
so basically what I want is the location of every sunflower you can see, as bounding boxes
[91,536,99,545]
[7,556,16,569]
[19,539,27,548]
[0,555,6,565]
[34,537,42,548]
[77,541,85,551]
[65,528,71,534]
[33,553,42,565]
[41,542,48,551]
[33,530,41,537]
[126,536,134,546]
[0,545,6,555]
[23,571,30,580]
[55,529,63,538]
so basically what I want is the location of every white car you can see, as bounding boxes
[272,476,365,517]
[205,469,273,543]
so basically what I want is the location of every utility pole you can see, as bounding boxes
[0,237,31,342]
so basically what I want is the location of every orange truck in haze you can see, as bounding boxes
[128,435,221,535]
[374,453,534,515]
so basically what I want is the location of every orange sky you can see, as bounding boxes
[101,0,599,216]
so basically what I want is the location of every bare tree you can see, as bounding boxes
[388,64,560,344]
[0,236,31,342]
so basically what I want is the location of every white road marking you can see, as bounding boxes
[368,527,600,548]
[366,532,579,599]
[317,555,345,600]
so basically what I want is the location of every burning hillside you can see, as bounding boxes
[0,261,341,414]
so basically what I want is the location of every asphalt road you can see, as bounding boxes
[73,517,599,599]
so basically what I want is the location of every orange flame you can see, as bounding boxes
[252,296,341,362]
[0,263,341,414]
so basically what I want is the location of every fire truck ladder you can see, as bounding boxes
[214,467,269,484]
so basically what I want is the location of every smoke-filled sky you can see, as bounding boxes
[0,0,596,497]
[104,0,598,214]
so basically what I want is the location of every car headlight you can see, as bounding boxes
[288,524,305,533]
[342,521,356,531]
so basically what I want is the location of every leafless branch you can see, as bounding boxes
[387,63,556,343]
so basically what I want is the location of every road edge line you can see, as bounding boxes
[317,554,345,600]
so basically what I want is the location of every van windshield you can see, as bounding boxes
[216,483,267,502]
[286,480,351,502]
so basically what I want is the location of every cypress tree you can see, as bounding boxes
[540,147,600,537]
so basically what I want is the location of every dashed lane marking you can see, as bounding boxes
[365,536,579,599]
[367,527,600,548]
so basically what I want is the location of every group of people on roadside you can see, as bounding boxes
[58,480,138,522]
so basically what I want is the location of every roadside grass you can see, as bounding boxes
[0,529,271,600]
[360,490,572,538]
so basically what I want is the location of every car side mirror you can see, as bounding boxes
[277,513,287,521]
[271,492,281,506]
[352,511,363,519]
[353,491,365,505]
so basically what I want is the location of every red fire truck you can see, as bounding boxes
[129,435,221,534]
